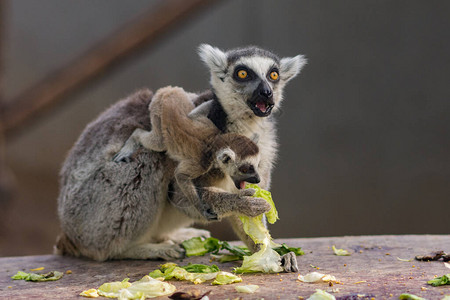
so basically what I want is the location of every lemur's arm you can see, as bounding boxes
[199,186,270,218]
[174,160,218,221]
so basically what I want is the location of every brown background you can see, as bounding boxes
[1,0,449,256]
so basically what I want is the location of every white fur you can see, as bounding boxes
[280,55,307,82]
[198,44,228,76]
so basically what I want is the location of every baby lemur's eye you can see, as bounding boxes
[239,165,255,174]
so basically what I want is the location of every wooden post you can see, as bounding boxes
[0,0,14,206]
[0,0,219,138]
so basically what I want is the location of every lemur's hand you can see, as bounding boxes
[235,189,271,217]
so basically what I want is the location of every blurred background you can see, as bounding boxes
[0,0,449,257]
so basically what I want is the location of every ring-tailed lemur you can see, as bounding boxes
[193,44,306,249]
[113,86,270,221]
[56,45,305,265]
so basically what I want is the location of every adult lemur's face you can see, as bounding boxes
[199,44,306,118]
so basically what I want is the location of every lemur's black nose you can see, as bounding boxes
[258,81,273,99]
[259,87,273,98]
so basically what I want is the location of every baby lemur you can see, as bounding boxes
[113,86,267,221]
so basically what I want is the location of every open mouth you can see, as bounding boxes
[235,180,247,190]
[248,99,274,117]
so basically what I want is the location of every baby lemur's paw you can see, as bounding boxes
[280,251,298,272]
[199,202,218,221]
[236,194,271,217]
[112,151,133,163]
[239,188,256,197]
[112,144,136,163]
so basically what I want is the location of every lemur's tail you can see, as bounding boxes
[54,233,80,257]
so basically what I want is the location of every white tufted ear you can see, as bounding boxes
[280,54,307,82]
[198,44,228,76]
[216,147,236,165]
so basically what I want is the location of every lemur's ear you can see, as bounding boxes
[280,54,307,82]
[198,44,227,76]
[216,147,236,165]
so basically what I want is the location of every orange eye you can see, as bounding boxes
[270,71,279,81]
[237,70,248,79]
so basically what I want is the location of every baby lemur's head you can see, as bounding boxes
[198,44,306,118]
[211,133,260,190]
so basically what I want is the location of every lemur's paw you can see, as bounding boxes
[112,146,135,163]
[280,251,298,273]
[237,196,271,217]
[198,202,218,221]
[203,208,218,221]
[238,188,256,197]
[157,243,186,260]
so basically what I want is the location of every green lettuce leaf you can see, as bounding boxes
[11,270,64,282]
[427,274,450,286]
[181,237,218,257]
[245,183,278,224]
[148,263,219,284]
[182,263,219,273]
[273,243,304,256]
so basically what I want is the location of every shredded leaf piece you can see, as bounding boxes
[11,270,64,282]
[235,284,259,293]
[211,272,242,285]
[399,293,426,300]
[149,263,219,284]
[307,289,336,300]
[182,263,219,273]
[117,276,176,299]
[332,245,351,256]
[98,279,131,298]
[427,274,450,286]
[298,272,337,283]
[80,289,99,298]
[397,257,413,262]
[274,244,305,256]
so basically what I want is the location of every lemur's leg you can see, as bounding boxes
[227,214,259,253]
[166,227,211,244]
[113,242,185,260]
[174,161,218,221]
[113,128,166,162]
